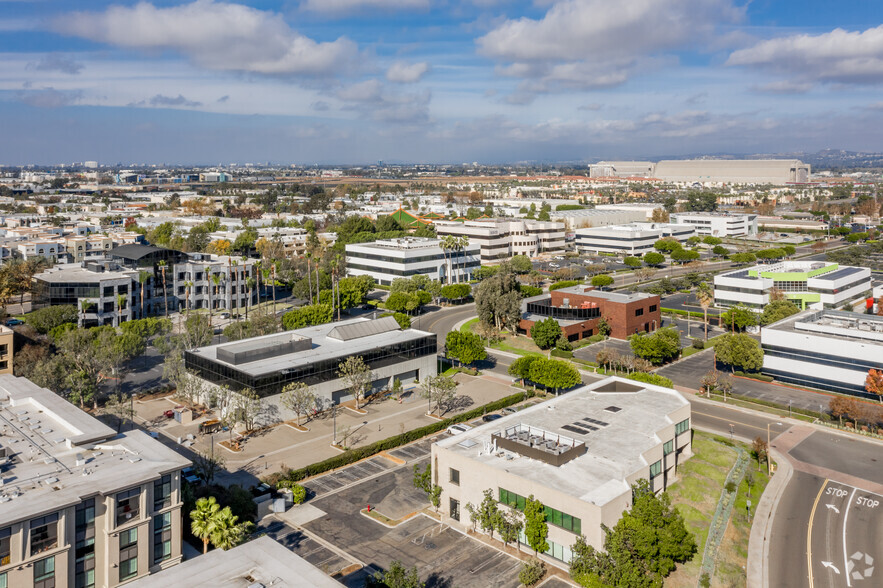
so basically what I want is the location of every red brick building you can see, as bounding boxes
[519,286,661,342]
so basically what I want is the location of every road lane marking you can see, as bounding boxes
[844,487,857,587]
[692,410,771,434]
[808,478,829,588]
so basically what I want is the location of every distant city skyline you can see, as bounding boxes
[2,0,883,164]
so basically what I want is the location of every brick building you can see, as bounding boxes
[519,286,661,342]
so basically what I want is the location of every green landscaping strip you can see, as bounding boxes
[699,447,749,580]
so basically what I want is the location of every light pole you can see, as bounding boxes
[788,399,792,419]
[332,404,337,445]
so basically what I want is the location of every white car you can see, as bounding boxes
[447,424,473,435]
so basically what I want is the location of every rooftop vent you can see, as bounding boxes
[604,406,622,413]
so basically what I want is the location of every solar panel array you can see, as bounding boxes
[561,416,610,436]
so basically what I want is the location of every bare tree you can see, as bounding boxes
[234,388,261,432]
[420,374,457,417]
[337,356,373,409]
[280,382,316,426]
[105,392,135,433]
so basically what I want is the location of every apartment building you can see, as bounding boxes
[434,219,564,264]
[172,254,258,313]
[574,222,695,255]
[345,237,480,285]
[669,212,758,237]
[32,262,142,327]
[0,326,13,375]
[0,375,190,588]
[714,262,871,310]
[432,377,692,565]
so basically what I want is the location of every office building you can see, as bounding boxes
[669,212,758,237]
[519,286,661,342]
[346,237,480,286]
[0,375,190,588]
[548,208,646,231]
[184,316,437,418]
[172,254,258,313]
[0,326,12,375]
[761,310,883,397]
[714,262,871,310]
[434,219,564,263]
[432,376,692,564]
[130,536,342,587]
[574,223,695,255]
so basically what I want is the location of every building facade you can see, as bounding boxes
[434,219,565,264]
[0,326,13,375]
[519,287,661,342]
[432,377,692,565]
[654,159,810,184]
[761,310,883,397]
[714,262,871,310]
[669,212,758,237]
[345,237,480,286]
[0,375,190,588]
[574,223,695,255]
[172,254,258,313]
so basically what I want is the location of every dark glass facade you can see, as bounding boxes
[526,298,601,321]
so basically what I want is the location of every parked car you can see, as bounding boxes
[181,466,201,485]
[481,414,502,422]
[501,407,518,415]
[219,312,231,319]
[446,424,473,435]
[4,319,23,326]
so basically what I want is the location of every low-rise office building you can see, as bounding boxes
[761,310,883,397]
[172,254,258,313]
[519,286,661,342]
[0,374,191,588]
[345,237,480,286]
[714,261,871,310]
[574,222,695,255]
[185,316,437,418]
[0,326,13,375]
[548,208,646,230]
[669,212,758,237]
[432,376,692,564]
[434,219,564,263]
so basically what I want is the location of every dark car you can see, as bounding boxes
[5,319,23,326]
[481,414,502,422]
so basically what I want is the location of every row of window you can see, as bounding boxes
[346,250,473,264]
[497,488,582,535]
[762,345,881,373]
[346,261,479,278]
[675,418,690,436]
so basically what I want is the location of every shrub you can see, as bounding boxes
[627,372,674,388]
[519,560,545,587]
[555,337,573,351]
[733,371,774,382]
[691,339,705,350]
[550,348,573,358]
[519,284,543,298]
[24,305,78,334]
[549,280,581,291]
[289,483,307,504]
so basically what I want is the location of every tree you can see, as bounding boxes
[440,283,471,303]
[530,317,562,350]
[695,282,714,341]
[528,358,581,394]
[370,561,425,588]
[591,274,614,289]
[721,304,757,331]
[623,256,642,268]
[280,382,316,426]
[508,355,539,385]
[209,506,251,551]
[419,374,457,416]
[191,496,221,554]
[702,236,722,245]
[700,370,718,397]
[104,392,135,433]
[715,333,764,372]
[474,267,522,331]
[671,248,700,263]
[866,369,883,402]
[282,304,333,330]
[629,328,680,365]
[752,437,769,470]
[597,316,611,337]
[729,252,757,264]
[524,495,549,556]
[478,489,500,539]
[760,299,800,326]
[643,251,665,266]
[23,305,78,334]
[712,245,730,257]
[337,355,373,409]
[445,330,487,366]
[510,254,533,274]
[233,388,261,431]
[654,238,681,253]
[496,508,524,550]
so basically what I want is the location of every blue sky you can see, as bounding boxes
[2,0,883,165]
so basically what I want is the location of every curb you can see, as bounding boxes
[746,448,792,588]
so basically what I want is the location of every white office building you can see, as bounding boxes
[761,310,883,397]
[345,237,480,286]
[714,262,871,310]
[574,223,695,255]
[434,219,565,263]
[432,377,692,567]
[669,212,758,237]
[549,208,646,231]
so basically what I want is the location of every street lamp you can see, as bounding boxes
[766,422,783,476]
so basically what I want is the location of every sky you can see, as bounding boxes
[2,0,883,165]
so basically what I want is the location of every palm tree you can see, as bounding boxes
[158,260,169,318]
[696,282,714,341]
[209,506,247,551]
[137,271,151,319]
[190,497,220,554]
[305,252,313,305]
[439,236,452,284]
[330,255,340,320]
[79,299,94,327]
[245,277,256,320]
[254,259,263,308]
[455,236,469,283]
[116,294,127,326]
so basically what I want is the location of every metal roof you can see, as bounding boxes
[328,315,400,341]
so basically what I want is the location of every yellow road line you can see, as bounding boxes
[807,479,829,588]
[692,409,770,434]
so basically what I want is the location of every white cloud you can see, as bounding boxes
[752,80,813,95]
[386,61,430,83]
[336,79,431,125]
[727,25,883,85]
[301,0,429,13]
[477,0,743,90]
[53,1,359,76]
[27,54,84,75]
[16,87,83,108]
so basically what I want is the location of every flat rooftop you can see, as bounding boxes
[765,309,883,344]
[347,237,442,250]
[554,286,656,303]
[34,263,135,283]
[130,536,342,588]
[435,377,688,506]
[0,375,190,524]
[188,316,434,377]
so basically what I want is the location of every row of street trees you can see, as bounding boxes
[507,356,581,394]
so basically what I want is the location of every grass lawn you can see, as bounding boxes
[665,432,771,588]
[462,319,546,357]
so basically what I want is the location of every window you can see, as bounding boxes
[0,527,10,565]
[635,308,644,317]
[675,418,690,436]
[117,487,141,526]
[649,460,663,479]
[153,513,172,564]
[34,556,55,588]
[75,499,96,588]
[0,362,7,371]
[154,475,172,511]
[30,514,59,555]
[0,571,6,588]
[119,528,138,581]
[448,468,460,486]
[664,440,674,456]
[449,498,460,522]
[0,344,7,356]
[649,305,657,312]
[499,488,580,534]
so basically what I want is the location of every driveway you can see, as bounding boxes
[574,338,634,363]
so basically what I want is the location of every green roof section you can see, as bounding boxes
[748,263,838,280]
[389,208,431,228]
[785,292,821,309]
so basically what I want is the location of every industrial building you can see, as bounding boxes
[345,237,480,286]
[432,376,692,564]
[434,219,564,263]
[761,310,883,397]
[713,262,871,310]
[654,159,810,184]
[0,375,191,588]
[669,212,758,237]
[588,162,656,178]
[574,223,695,255]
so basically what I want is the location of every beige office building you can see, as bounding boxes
[0,375,190,588]
[431,377,692,566]
[0,327,12,375]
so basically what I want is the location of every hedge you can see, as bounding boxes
[627,372,674,388]
[549,280,582,291]
[733,371,774,382]
[266,390,536,486]
[550,349,573,358]
[662,308,707,320]
[574,333,606,348]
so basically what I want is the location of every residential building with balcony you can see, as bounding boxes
[0,374,190,588]
[434,219,564,263]
[345,237,480,286]
[432,376,692,566]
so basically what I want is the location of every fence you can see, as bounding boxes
[698,447,749,583]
